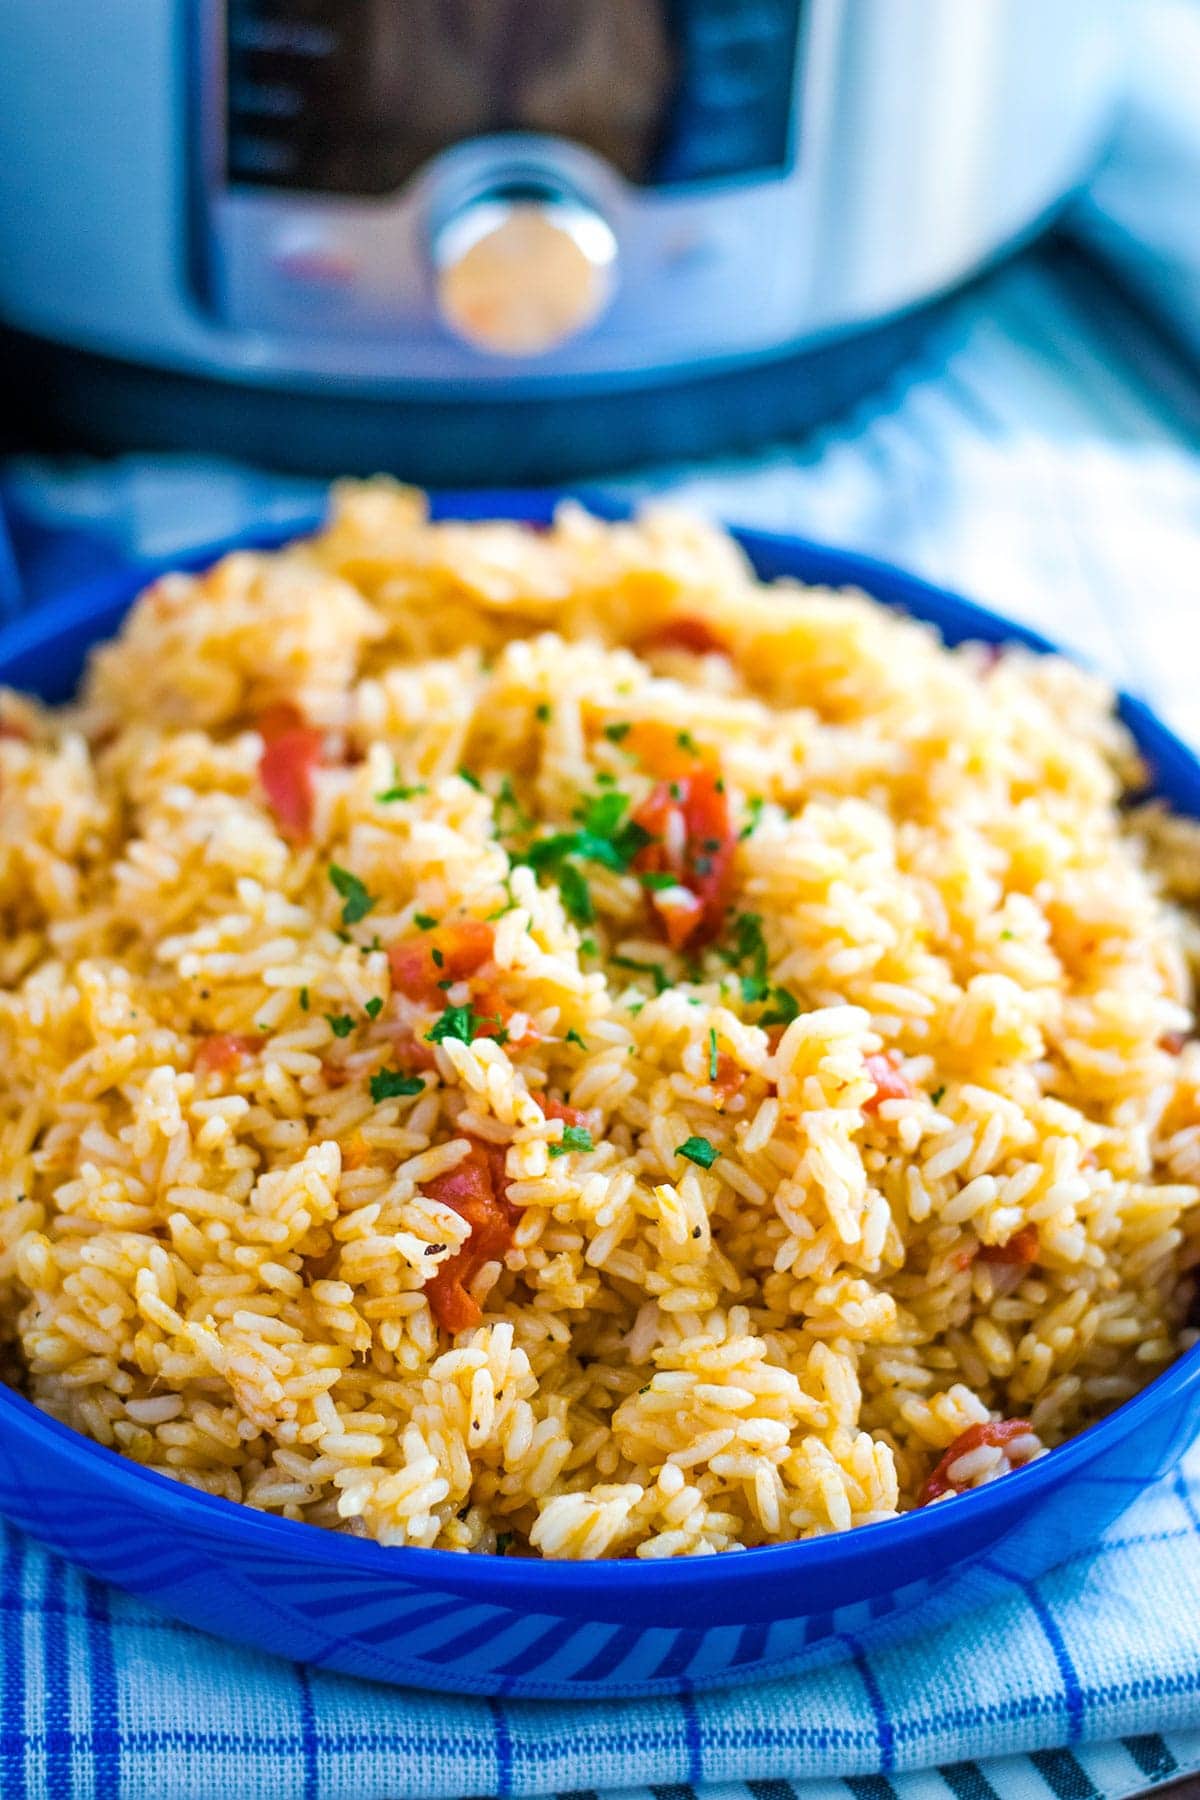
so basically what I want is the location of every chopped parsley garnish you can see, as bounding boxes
[739,796,765,840]
[535,703,552,723]
[495,1532,514,1554]
[458,766,482,791]
[329,864,378,927]
[549,1124,594,1157]
[640,871,680,892]
[730,911,769,1001]
[299,988,309,1011]
[604,721,631,743]
[676,1135,720,1170]
[565,1028,588,1050]
[612,954,671,995]
[931,1085,946,1106]
[558,862,594,928]
[325,1013,355,1038]
[376,782,428,803]
[708,1027,719,1083]
[516,784,652,927]
[580,937,598,957]
[414,913,438,931]
[1000,929,1014,941]
[425,1003,505,1046]
[431,947,445,968]
[370,1068,425,1102]
[496,776,531,832]
[760,987,800,1027]
[722,911,798,1026]
[364,997,383,1020]
[676,730,698,754]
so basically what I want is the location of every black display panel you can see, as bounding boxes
[224,0,802,194]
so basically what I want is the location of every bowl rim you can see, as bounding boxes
[1,487,1197,1598]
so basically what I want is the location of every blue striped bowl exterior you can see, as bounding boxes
[0,495,1197,1699]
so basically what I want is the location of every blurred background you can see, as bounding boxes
[0,0,1197,725]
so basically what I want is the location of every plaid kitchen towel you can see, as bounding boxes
[1,1440,1199,1799]
[3,244,1200,1800]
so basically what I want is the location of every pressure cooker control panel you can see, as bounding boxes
[195,0,816,374]
[224,0,803,193]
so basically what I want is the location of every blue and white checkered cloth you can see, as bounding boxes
[3,244,1200,1800]
[2,1444,1199,1799]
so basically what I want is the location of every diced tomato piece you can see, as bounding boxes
[194,1033,266,1076]
[423,1139,517,1334]
[919,1418,1033,1505]
[469,985,534,1049]
[379,1025,440,1073]
[979,1224,1039,1267]
[258,703,324,842]
[862,1051,916,1111]
[711,1052,745,1103]
[1162,1031,1189,1054]
[533,1093,588,1129]
[638,617,729,658]
[387,919,495,1006]
[632,765,735,951]
[319,1059,353,1089]
[0,719,30,742]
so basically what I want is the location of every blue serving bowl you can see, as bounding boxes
[0,494,1197,1700]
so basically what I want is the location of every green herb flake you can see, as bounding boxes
[535,703,552,724]
[1000,929,1015,941]
[760,986,800,1028]
[558,862,594,928]
[495,1532,515,1555]
[604,721,631,743]
[676,1135,720,1170]
[565,1028,588,1050]
[580,936,598,957]
[676,730,698,754]
[328,864,379,927]
[931,1085,946,1106]
[370,1068,425,1102]
[299,987,309,1012]
[612,954,671,995]
[431,946,445,968]
[549,1124,594,1158]
[376,782,428,803]
[364,997,384,1020]
[458,766,482,791]
[414,912,438,931]
[426,1004,481,1046]
[640,871,680,892]
[739,796,765,840]
[325,1013,355,1038]
[708,1027,719,1083]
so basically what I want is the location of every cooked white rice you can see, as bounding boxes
[0,480,1197,1559]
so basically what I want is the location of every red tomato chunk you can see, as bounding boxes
[919,1418,1033,1505]
[194,1033,266,1076]
[388,920,495,1007]
[639,617,729,658]
[533,1094,588,1129]
[711,1053,745,1103]
[423,1140,517,1334]
[978,1223,1039,1267]
[631,767,735,951]
[258,703,324,842]
[862,1052,916,1111]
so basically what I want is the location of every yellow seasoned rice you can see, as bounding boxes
[0,480,1198,1559]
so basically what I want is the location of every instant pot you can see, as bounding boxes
[0,0,1123,481]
